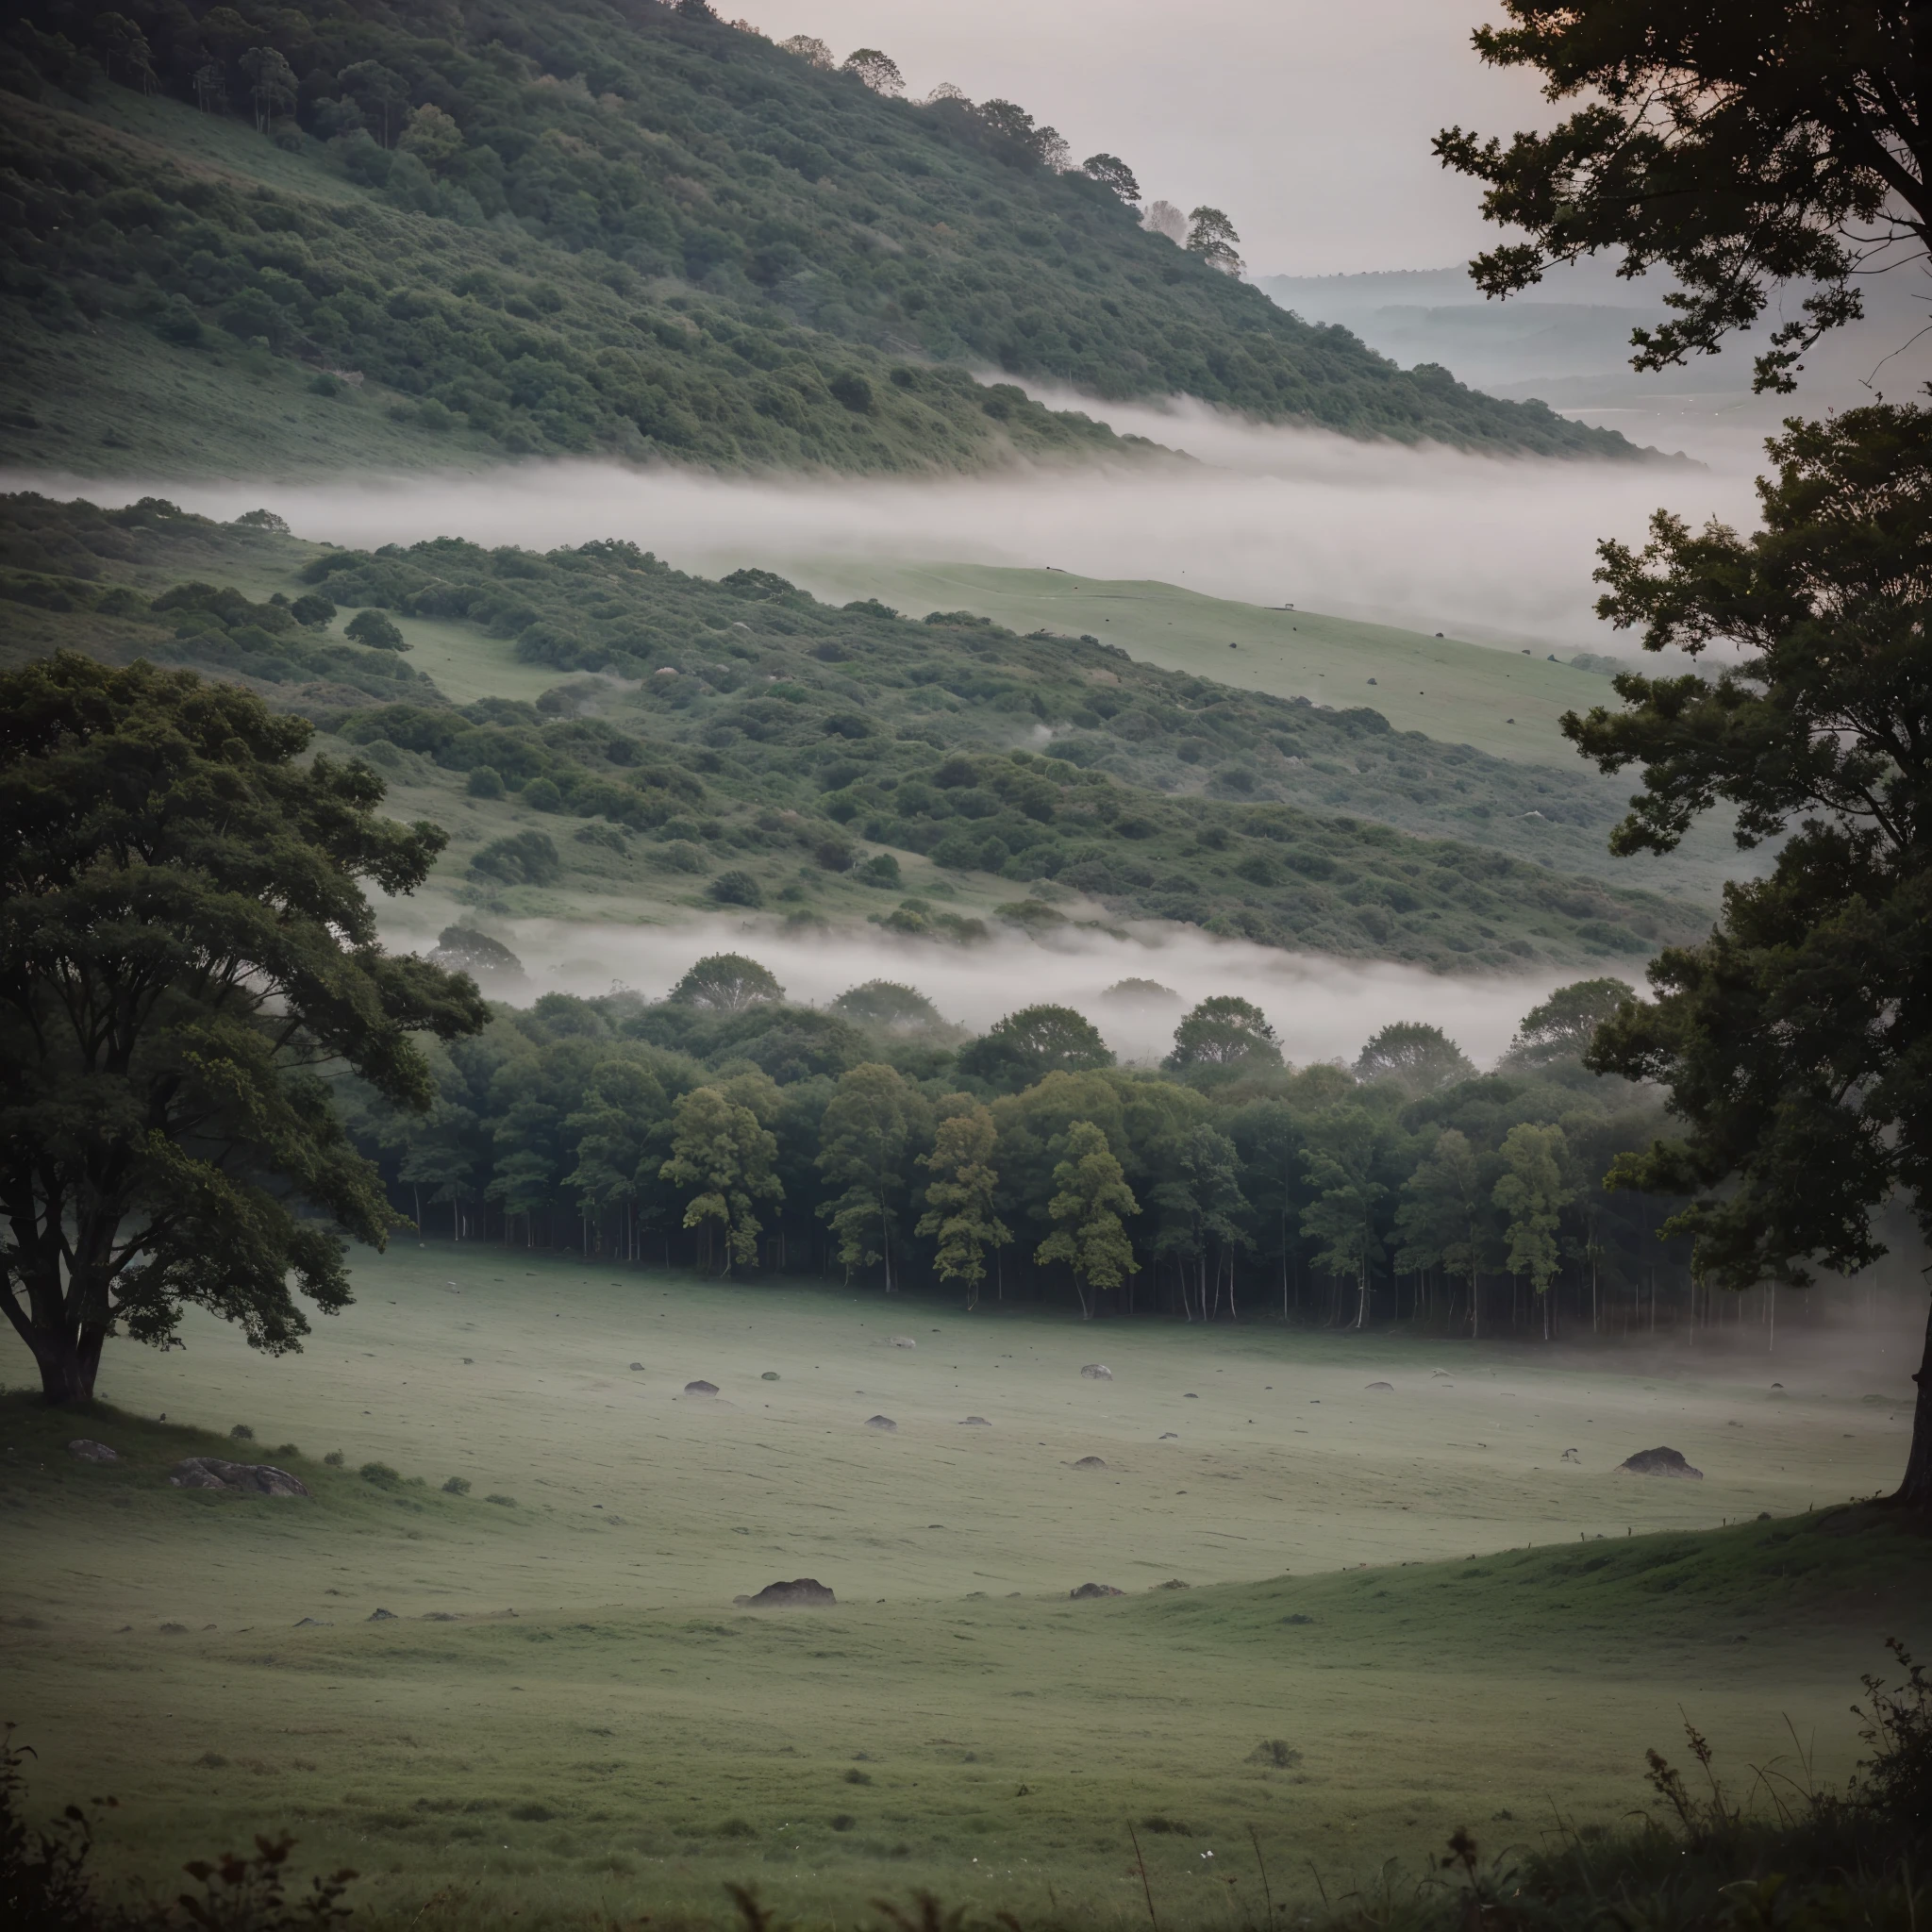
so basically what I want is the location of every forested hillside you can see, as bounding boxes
[0,491,1710,971]
[0,0,1643,474]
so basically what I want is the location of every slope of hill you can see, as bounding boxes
[0,491,1711,971]
[0,0,1646,476]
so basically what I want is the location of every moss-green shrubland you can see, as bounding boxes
[0,491,1710,970]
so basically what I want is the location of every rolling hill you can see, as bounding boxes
[0,0,1648,477]
[0,490,1714,972]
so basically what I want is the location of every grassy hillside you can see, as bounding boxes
[0,491,1714,970]
[1,1251,1923,1926]
[0,0,1645,477]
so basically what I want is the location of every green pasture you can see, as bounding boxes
[792,562,1622,769]
[4,1246,1924,1927]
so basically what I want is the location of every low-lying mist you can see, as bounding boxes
[18,401,1762,647]
[385,904,1571,1070]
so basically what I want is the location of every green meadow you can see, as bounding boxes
[4,1245,1924,1927]
[792,562,1624,769]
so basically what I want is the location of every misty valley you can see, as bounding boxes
[2,5,1930,1932]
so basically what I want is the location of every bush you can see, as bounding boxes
[289,593,335,628]
[345,608,407,651]
[471,830,561,886]
[859,852,902,887]
[466,764,505,798]
[229,1424,255,1441]
[359,1461,402,1488]
[710,869,764,907]
[324,1450,344,1467]
[441,1475,472,1495]
[485,1492,517,1507]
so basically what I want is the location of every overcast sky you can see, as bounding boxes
[733,0,1542,276]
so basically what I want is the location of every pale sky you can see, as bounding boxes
[731,0,1543,275]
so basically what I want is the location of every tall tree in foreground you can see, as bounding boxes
[1440,0,1932,1506]
[1572,407,1932,1505]
[1434,3,1930,393]
[0,655,487,1403]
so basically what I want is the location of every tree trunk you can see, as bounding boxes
[1893,1292,1932,1512]
[9,1316,107,1404]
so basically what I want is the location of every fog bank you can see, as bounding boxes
[22,412,1762,647]
[384,905,1571,1069]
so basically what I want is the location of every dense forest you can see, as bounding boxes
[0,0,1646,472]
[346,953,1733,1343]
[0,491,1715,971]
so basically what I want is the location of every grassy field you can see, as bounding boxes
[792,563,1632,770]
[4,1246,1924,1927]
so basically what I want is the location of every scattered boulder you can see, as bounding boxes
[761,1371,780,1381]
[167,1457,308,1496]
[1365,1381,1394,1392]
[1069,1582,1124,1600]
[368,1607,396,1622]
[1281,1613,1315,1626]
[733,1578,836,1609]
[1071,1456,1108,1471]
[629,1362,644,1372]
[888,1336,916,1349]
[1183,1391,1198,1399]
[684,1379,719,1396]
[959,1416,991,1426]
[67,1439,117,1463]
[863,1414,897,1431]
[1620,1446,1704,1479]
[1080,1363,1112,1380]
[292,1616,331,1627]
[1158,1431,1178,1441]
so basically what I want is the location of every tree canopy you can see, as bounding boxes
[0,654,486,1401]
[1434,1,1931,391]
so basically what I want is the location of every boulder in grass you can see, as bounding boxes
[1080,1363,1112,1380]
[68,1439,118,1463]
[683,1379,719,1396]
[168,1457,308,1496]
[888,1336,917,1349]
[1620,1446,1704,1479]
[1069,1582,1124,1600]
[864,1414,897,1432]
[959,1416,991,1426]
[733,1578,836,1609]
[1071,1456,1108,1470]
[368,1607,397,1622]
[1365,1381,1394,1392]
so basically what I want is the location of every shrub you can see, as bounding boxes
[485,1492,517,1507]
[471,831,561,886]
[345,609,408,651]
[442,1475,472,1495]
[466,764,505,798]
[859,852,902,887]
[522,775,563,811]
[710,869,764,908]
[290,594,335,628]
[229,1424,255,1441]
[324,1451,344,1467]
[359,1461,402,1488]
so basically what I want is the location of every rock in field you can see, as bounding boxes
[863,1414,897,1431]
[1071,1456,1108,1470]
[167,1457,308,1496]
[959,1416,991,1426]
[1365,1381,1395,1392]
[1069,1582,1124,1600]
[1080,1363,1112,1380]
[1620,1446,1704,1479]
[733,1578,837,1608]
[888,1336,917,1349]
[683,1379,719,1396]
[68,1439,118,1463]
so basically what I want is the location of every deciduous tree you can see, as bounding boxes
[916,1098,1009,1310]
[1036,1121,1139,1320]
[0,656,485,1403]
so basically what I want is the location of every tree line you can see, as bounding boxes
[346,947,1727,1342]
